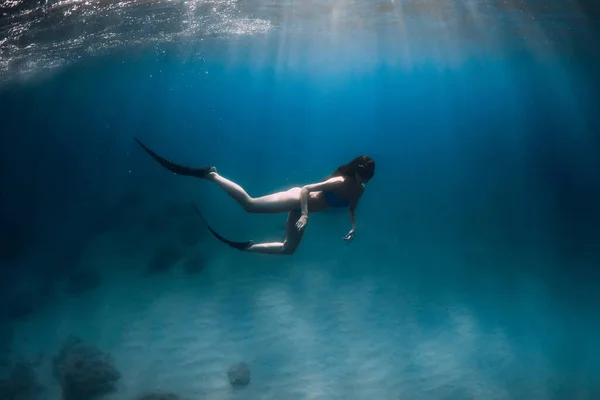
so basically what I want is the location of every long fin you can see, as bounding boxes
[134,137,214,178]
[191,203,253,251]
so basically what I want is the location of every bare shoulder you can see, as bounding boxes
[327,176,346,185]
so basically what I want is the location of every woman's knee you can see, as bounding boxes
[281,239,299,255]
[242,198,258,212]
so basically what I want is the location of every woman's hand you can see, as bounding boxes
[343,229,355,241]
[296,214,308,232]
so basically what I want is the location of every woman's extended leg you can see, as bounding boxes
[135,137,300,214]
[207,171,301,214]
[246,209,305,255]
[192,204,304,255]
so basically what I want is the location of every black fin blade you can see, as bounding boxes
[135,137,211,178]
[191,203,253,251]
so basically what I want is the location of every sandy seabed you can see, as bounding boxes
[7,227,600,400]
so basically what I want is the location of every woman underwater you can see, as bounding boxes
[135,137,375,255]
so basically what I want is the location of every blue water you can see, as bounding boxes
[1,1,600,399]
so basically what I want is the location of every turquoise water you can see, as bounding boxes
[1,1,600,399]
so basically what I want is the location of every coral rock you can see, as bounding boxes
[52,336,121,400]
[227,362,250,388]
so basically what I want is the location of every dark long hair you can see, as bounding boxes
[330,155,375,180]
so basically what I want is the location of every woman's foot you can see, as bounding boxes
[205,166,217,179]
